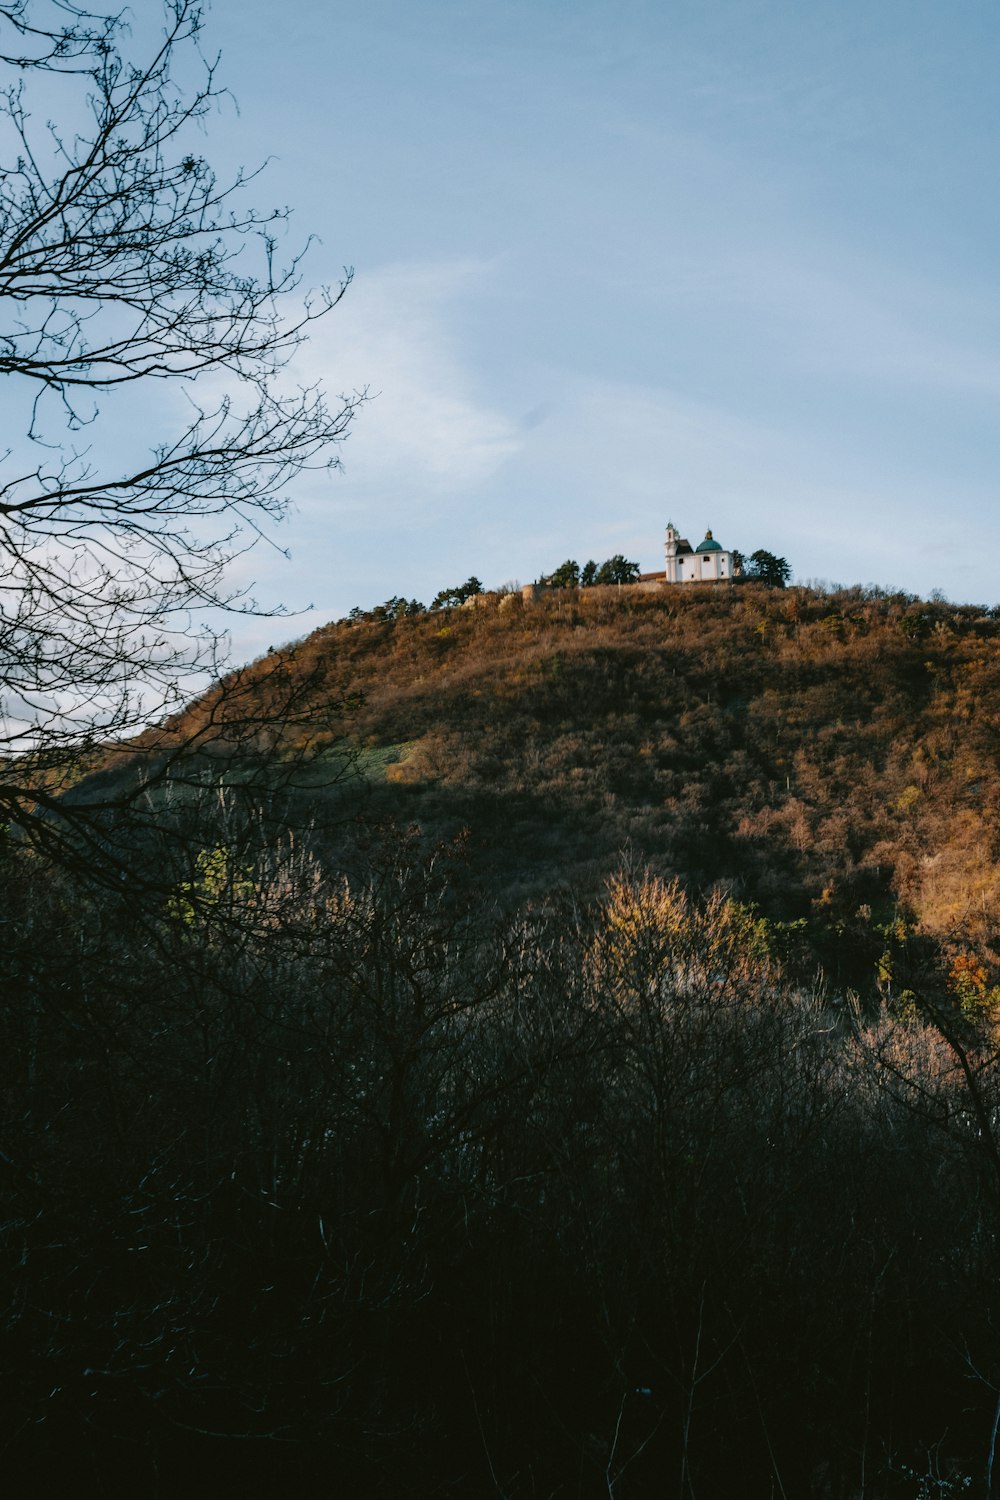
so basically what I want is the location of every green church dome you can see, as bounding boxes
[696,530,722,553]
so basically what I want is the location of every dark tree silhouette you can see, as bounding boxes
[595,553,640,585]
[543,559,581,588]
[746,550,792,587]
[0,0,358,839]
[430,575,483,609]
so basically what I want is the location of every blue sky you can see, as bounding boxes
[199,0,1000,658]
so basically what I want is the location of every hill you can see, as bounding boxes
[11,576,1000,1495]
[157,577,1000,989]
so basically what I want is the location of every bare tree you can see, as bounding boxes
[0,0,358,843]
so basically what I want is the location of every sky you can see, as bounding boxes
[180,1,1000,656]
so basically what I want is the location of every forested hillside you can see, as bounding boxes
[9,580,1000,1496]
[176,578,1000,989]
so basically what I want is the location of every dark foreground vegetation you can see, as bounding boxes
[7,582,1000,1496]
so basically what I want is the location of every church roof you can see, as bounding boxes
[696,530,722,553]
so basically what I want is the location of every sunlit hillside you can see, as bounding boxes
[157,578,1000,988]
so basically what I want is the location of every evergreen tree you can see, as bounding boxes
[595,554,640,585]
[746,550,791,587]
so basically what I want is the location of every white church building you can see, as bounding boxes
[662,522,735,583]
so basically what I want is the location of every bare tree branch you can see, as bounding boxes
[0,0,360,849]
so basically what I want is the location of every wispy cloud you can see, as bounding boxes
[217,258,524,639]
[296,259,522,508]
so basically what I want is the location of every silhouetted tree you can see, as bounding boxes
[595,554,640,585]
[430,575,483,609]
[543,559,581,588]
[746,550,792,587]
[0,0,357,845]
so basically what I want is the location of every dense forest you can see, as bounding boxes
[8,579,1000,1496]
